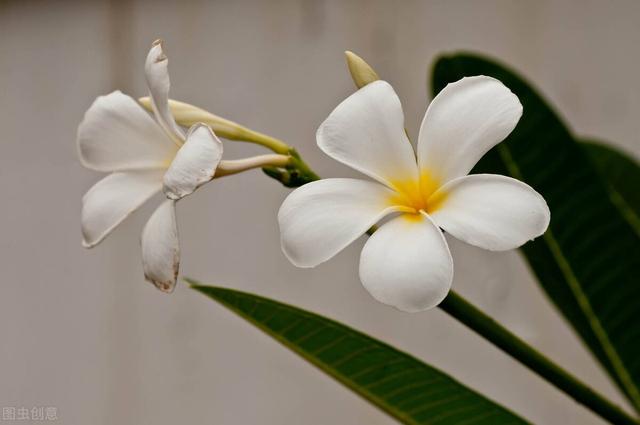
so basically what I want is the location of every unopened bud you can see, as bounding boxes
[139,97,246,140]
[345,51,379,88]
[138,97,290,154]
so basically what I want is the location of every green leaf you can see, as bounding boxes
[432,53,640,412]
[581,141,640,234]
[190,283,529,425]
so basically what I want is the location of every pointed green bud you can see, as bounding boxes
[345,51,379,88]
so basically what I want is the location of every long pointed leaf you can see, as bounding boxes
[191,283,529,425]
[432,53,640,411]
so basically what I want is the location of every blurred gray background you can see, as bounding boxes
[1,0,639,424]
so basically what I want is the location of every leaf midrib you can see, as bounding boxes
[603,183,640,237]
[581,142,640,238]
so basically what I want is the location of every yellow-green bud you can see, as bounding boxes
[138,97,246,140]
[138,97,290,154]
[345,51,379,88]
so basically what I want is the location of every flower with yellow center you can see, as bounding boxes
[278,77,550,312]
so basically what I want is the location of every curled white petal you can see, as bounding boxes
[81,170,164,248]
[417,76,522,184]
[141,200,180,293]
[278,178,403,268]
[145,39,185,144]
[317,80,419,189]
[77,91,177,172]
[428,174,550,251]
[359,213,453,312]
[163,124,223,200]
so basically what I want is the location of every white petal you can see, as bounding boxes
[428,174,550,251]
[417,76,522,184]
[359,213,453,312]
[278,178,405,268]
[81,170,164,248]
[145,40,185,144]
[163,124,223,200]
[317,81,419,189]
[77,91,178,172]
[141,200,180,293]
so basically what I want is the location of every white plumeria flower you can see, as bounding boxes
[78,40,223,292]
[278,77,550,312]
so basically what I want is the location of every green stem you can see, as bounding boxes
[287,148,321,181]
[440,291,637,425]
[239,128,291,155]
[271,153,637,425]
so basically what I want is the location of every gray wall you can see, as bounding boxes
[1,1,639,424]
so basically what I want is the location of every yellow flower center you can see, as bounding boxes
[388,171,447,216]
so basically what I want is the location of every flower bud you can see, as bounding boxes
[138,97,290,154]
[138,97,246,140]
[345,51,379,88]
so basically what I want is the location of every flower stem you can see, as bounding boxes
[439,291,637,425]
[261,148,320,188]
[277,153,637,425]
[238,128,291,155]
[214,154,291,178]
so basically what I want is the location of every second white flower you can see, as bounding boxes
[278,77,550,312]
